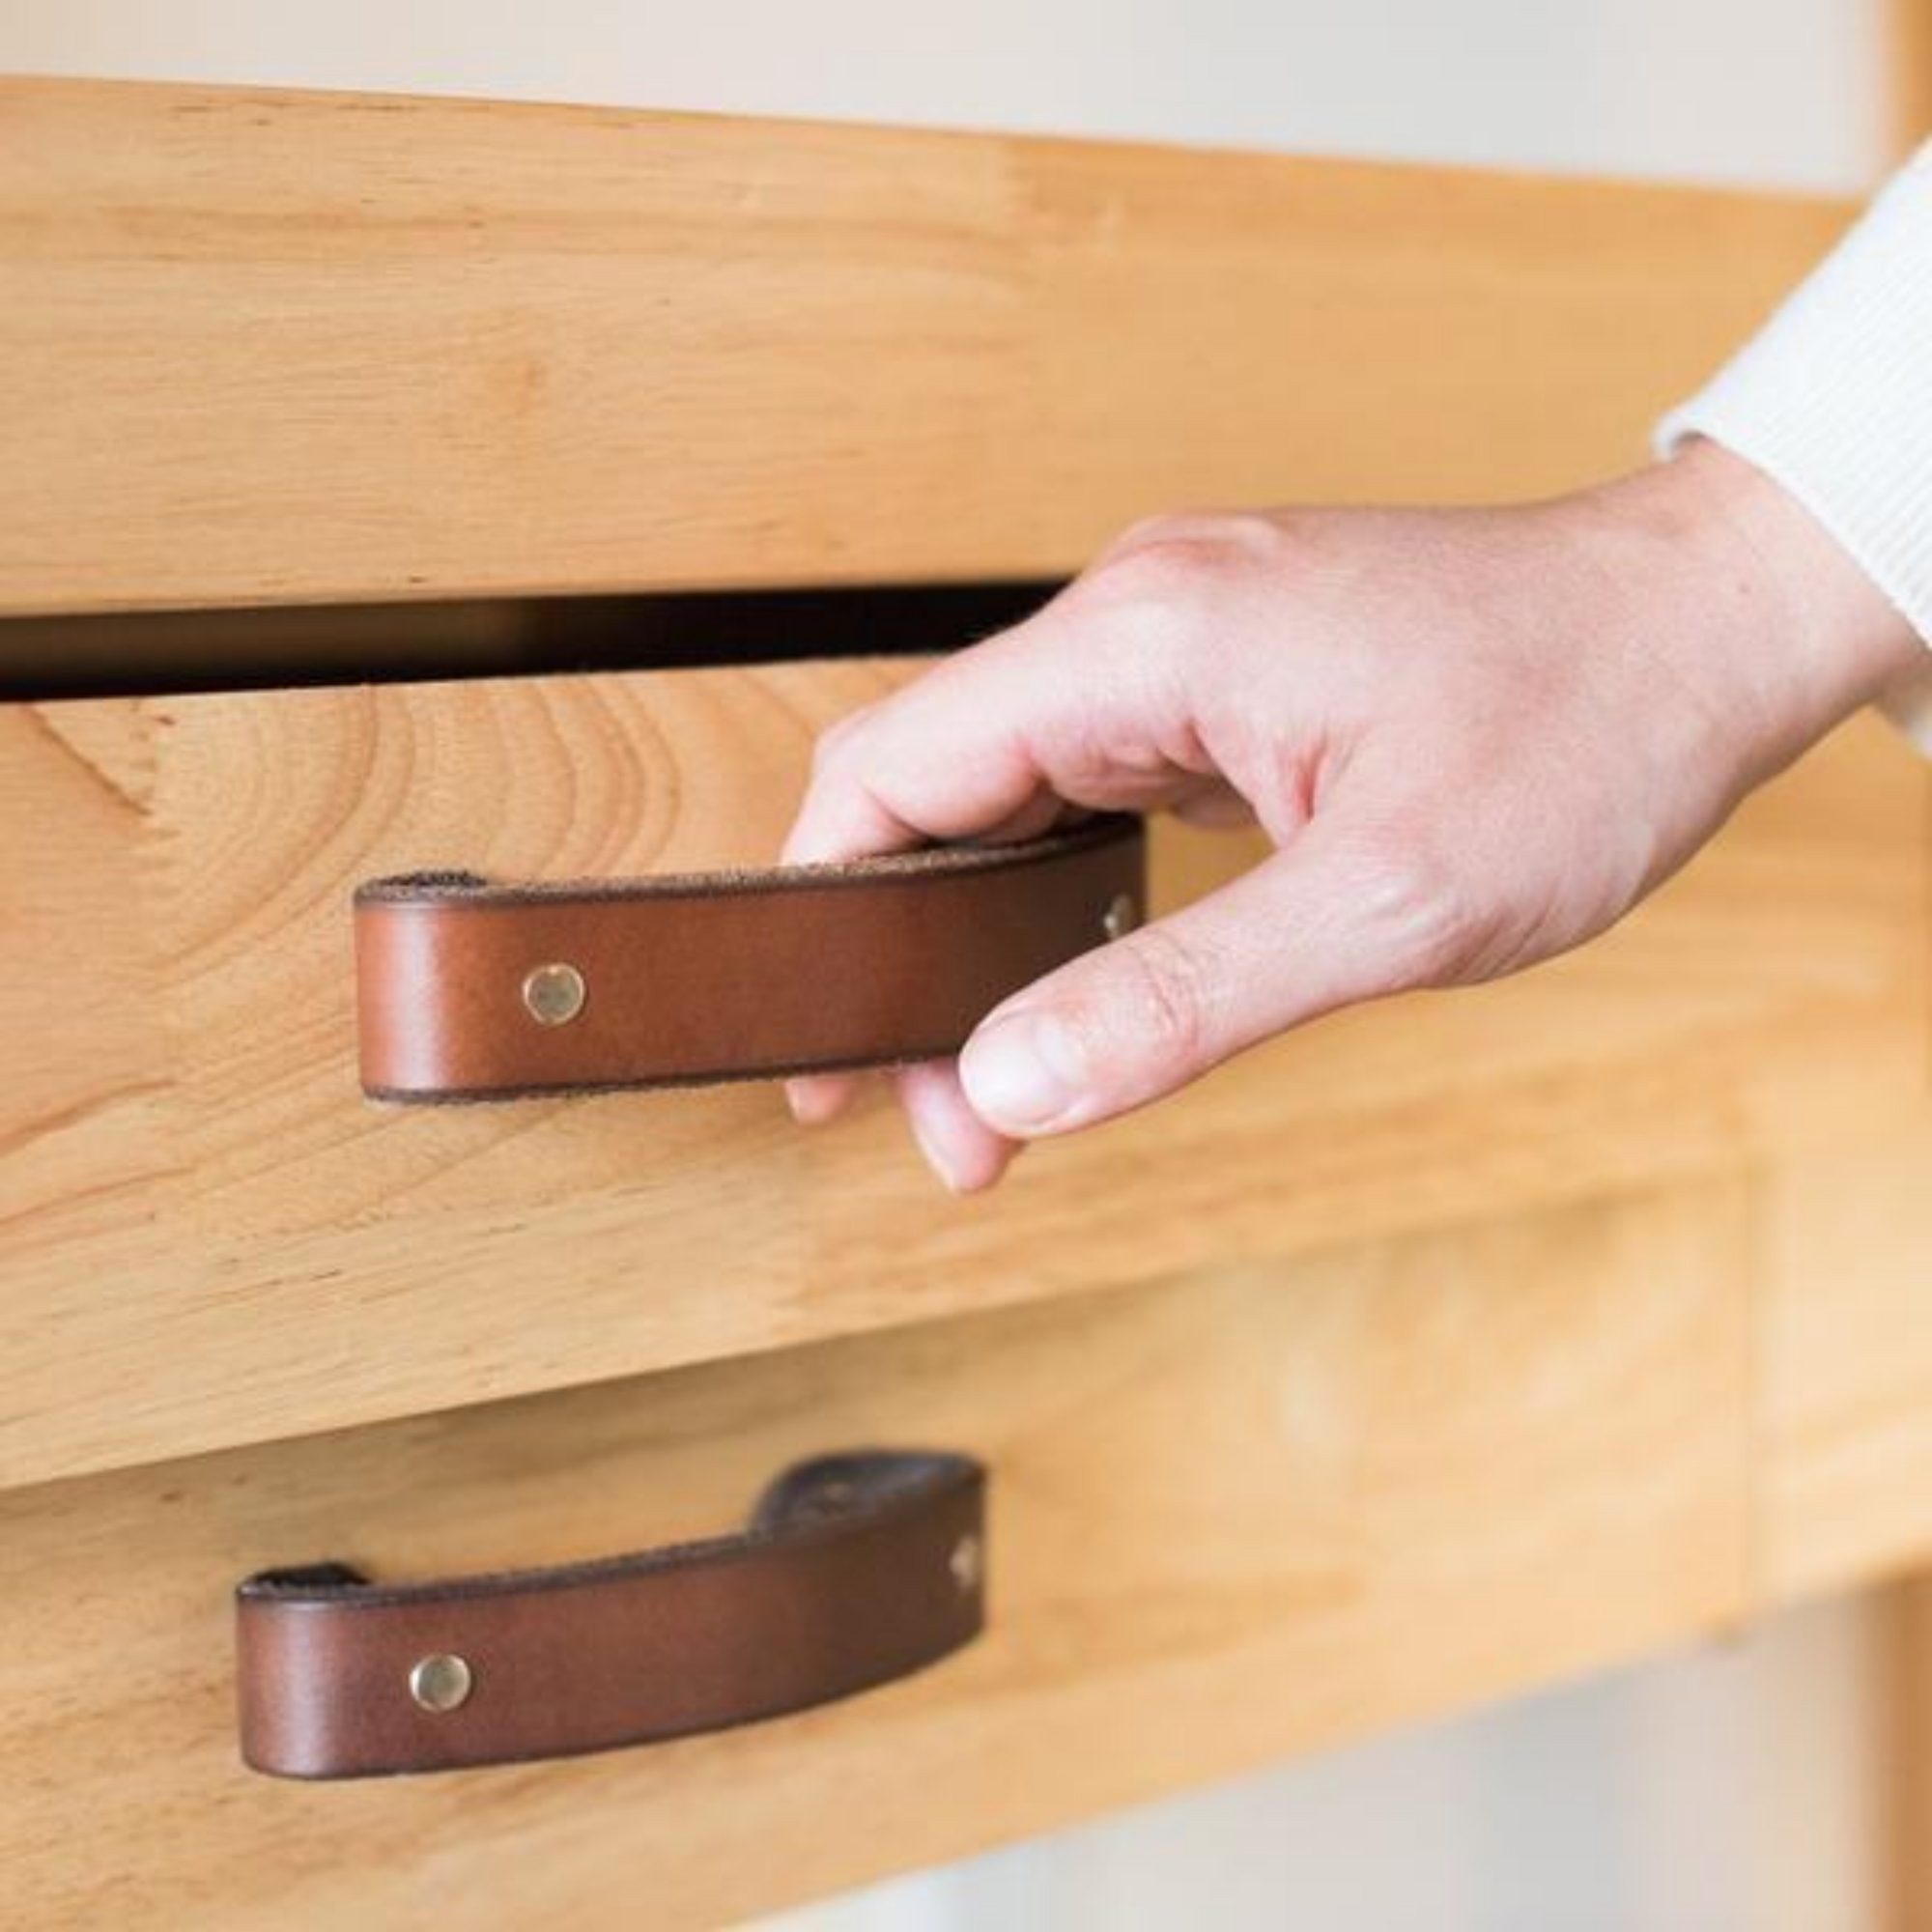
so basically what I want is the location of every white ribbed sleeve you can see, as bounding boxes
[1658,144,1932,742]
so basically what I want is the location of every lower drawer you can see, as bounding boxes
[9,1176,1749,1929]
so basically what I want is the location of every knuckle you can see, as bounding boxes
[1114,511,1186,553]
[810,704,876,773]
[1101,507,1300,582]
[1099,514,1289,600]
[1085,542,1184,607]
[1208,508,1293,561]
[1344,823,1490,988]
[1067,510,1306,675]
[1078,537,1222,641]
[1094,923,1211,1069]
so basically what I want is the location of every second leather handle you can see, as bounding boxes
[355,814,1144,1101]
[237,1451,985,1779]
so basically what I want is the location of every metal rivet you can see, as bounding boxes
[949,1533,982,1594]
[521,961,586,1027]
[409,1652,473,1713]
[1102,893,1139,942]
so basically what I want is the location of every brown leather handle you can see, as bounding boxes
[236,1450,985,1779]
[354,814,1144,1100]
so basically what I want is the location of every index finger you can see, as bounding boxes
[781,600,1104,866]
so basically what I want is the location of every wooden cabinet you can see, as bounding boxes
[4,73,1929,1926]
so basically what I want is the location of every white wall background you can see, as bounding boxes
[769,1599,1892,1932]
[2,4,1901,1926]
[0,0,1894,190]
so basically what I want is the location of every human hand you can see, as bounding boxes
[782,440,1920,1190]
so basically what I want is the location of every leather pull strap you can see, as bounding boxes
[237,1450,985,1779]
[355,815,1144,1101]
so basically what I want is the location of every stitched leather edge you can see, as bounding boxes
[354,813,1138,906]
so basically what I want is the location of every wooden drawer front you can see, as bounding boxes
[7,1179,1747,1929]
[1761,1121,1932,1599]
[2,78,1847,617]
[0,675,1922,1492]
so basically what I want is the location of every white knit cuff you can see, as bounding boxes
[1657,145,1932,746]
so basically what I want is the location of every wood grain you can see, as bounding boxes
[1759,1122,1932,1601]
[2,74,1928,1918]
[0,670,1920,1492]
[1,1179,1750,1929]
[0,75,1848,619]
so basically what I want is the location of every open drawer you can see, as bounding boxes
[0,77,1925,1495]
[2,668,1922,1491]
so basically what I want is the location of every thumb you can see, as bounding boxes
[958,819,1454,1136]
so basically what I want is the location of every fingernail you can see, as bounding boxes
[787,1077,852,1126]
[908,1111,966,1193]
[960,1011,1086,1133]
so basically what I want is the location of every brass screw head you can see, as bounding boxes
[409,1652,473,1713]
[949,1533,983,1594]
[521,961,586,1027]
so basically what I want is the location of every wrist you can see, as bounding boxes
[1642,438,1922,772]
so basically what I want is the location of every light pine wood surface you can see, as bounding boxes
[14,1115,1932,1926]
[5,74,1932,1925]
[1760,1122,1932,1601]
[0,75,1850,620]
[4,80,1915,1497]
[0,672,1921,1491]
[3,1179,1753,1928]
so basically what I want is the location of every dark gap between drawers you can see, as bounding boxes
[0,579,1063,700]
